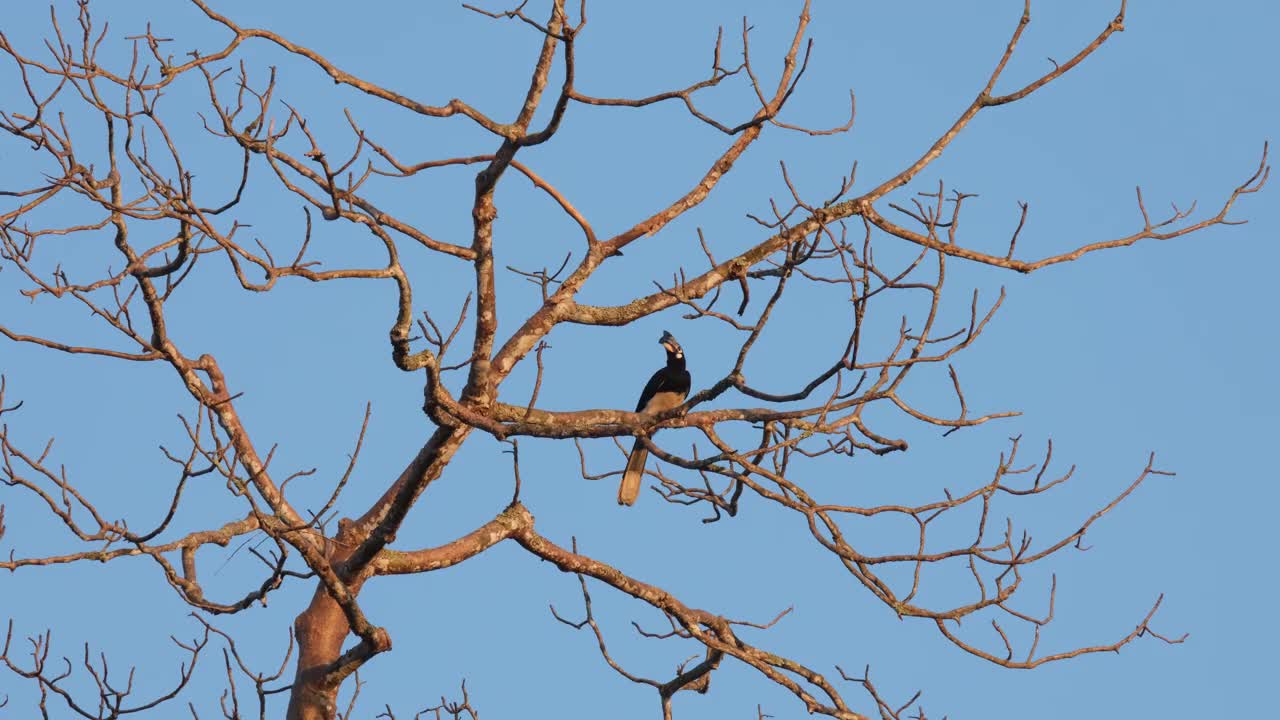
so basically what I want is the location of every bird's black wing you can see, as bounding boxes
[635,368,673,412]
[635,367,692,412]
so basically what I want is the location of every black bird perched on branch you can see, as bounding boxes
[619,331,691,506]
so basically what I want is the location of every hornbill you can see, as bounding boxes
[619,330,691,505]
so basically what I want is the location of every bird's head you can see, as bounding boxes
[659,330,682,358]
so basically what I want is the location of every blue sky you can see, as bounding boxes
[0,1,1275,718]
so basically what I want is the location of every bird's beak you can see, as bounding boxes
[659,331,680,354]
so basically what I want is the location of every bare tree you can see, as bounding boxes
[0,1,1267,719]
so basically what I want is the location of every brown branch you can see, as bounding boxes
[372,503,531,575]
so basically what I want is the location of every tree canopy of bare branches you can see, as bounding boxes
[0,1,1271,719]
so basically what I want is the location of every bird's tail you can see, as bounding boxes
[618,438,648,506]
